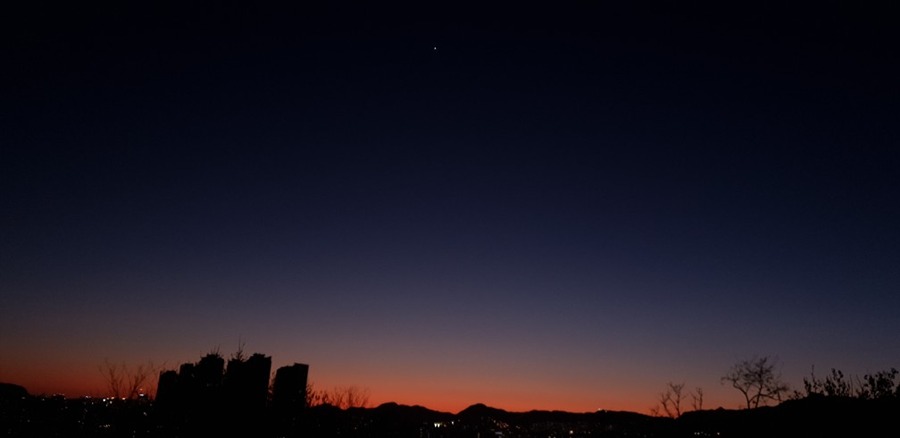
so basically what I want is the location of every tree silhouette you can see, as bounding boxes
[312,385,371,409]
[306,382,325,407]
[98,359,158,399]
[650,382,685,418]
[795,366,899,400]
[691,387,704,411]
[858,368,899,400]
[721,356,789,409]
[797,366,853,398]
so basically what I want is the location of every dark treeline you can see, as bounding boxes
[1,352,899,437]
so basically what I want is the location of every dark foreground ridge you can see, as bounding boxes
[2,385,899,438]
[3,352,898,437]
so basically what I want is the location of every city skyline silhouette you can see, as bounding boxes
[2,349,898,437]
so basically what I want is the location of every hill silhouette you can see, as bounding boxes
[675,396,900,438]
[4,382,900,437]
[4,349,898,437]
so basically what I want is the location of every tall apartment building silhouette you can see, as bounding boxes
[156,352,310,435]
[272,362,310,434]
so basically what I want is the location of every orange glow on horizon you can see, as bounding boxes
[9,372,654,415]
[3,356,746,416]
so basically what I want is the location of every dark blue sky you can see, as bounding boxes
[2,2,899,412]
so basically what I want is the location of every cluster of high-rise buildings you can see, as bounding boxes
[155,352,308,435]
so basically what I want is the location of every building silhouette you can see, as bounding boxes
[272,362,310,434]
[224,353,272,434]
[155,352,278,435]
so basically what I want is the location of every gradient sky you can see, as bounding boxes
[2,3,899,414]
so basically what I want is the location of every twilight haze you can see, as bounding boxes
[2,3,898,414]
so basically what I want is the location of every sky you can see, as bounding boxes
[2,2,899,414]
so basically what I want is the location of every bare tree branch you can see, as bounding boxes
[99,359,160,400]
[691,387,704,411]
[655,382,685,418]
[722,356,789,409]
